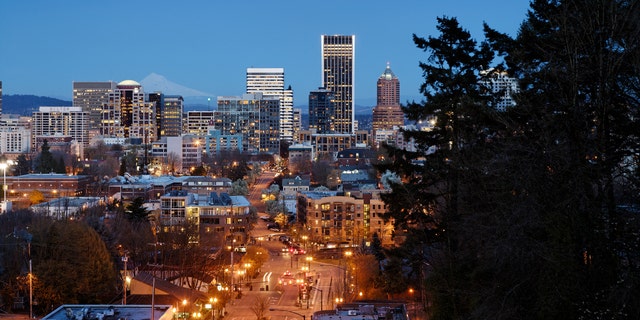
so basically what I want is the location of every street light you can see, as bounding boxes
[205,297,218,320]
[305,256,313,272]
[269,308,306,320]
[244,263,252,282]
[343,251,352,300]
[0,160,12,211]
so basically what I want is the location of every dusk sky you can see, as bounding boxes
[1,1,531,107]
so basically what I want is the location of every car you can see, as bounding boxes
[289,246,305,255]
[233,245,247,253]
[278,271,296,285]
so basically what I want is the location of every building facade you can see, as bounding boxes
[292,108,302,141]
[184,111,214,137]
[308,87,335,134]
[32,106,90,152]
[372,63,404,146]
[162,95,184,137]
[214,93,280,154]
[321,35,355,134]
[151,135,203,175]
[297,191,395,247]
[204,128,243,154]
[7,173,92,201]
[0,126,31,156]
[159,190,252,243]
[101,80,156,142]
[72,81,117,141]
[246,68,294,143]
[296,130,369,160]
[148,93,184,138]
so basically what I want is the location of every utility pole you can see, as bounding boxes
[122,252,129,305]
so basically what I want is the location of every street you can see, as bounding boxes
[223,171,348,320]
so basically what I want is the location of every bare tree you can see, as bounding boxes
[250,296,270,320]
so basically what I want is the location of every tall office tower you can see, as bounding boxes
[101,80,155,142]
[292,108,302,141]
[372,63,404,134]
[215,93,280,153]
[148,93,184,138]
[148,92,164,138]
[0,81,3,119]
[163,95,184,137]
[72,81,117,140]
[308,87,335,134]
[246,68,294,143]
[321,34,355,134]
[32,106,90,149]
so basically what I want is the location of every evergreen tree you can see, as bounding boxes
[125,197,150,222]
[37,140,54,173]
[381,2,640,319]
[14,153,30,175]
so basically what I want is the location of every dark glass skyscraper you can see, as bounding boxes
[308,87,335,134]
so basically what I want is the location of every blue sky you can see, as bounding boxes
[0,0,531,107]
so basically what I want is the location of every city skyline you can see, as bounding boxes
[0,1,530,107]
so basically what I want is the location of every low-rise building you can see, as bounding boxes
[297,190,395,247]
[282,176,310,197]
[42,304,173,320]
[31,196,104,218]
[7,173,92,201]
[159,190,251,244]
[313,301,408,320]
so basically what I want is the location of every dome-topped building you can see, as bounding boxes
[373,62,404,147]
[117,80,142,88]
[376,62,400,106]
[380,62,398,81]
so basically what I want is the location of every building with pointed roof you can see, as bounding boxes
[372,63,404,147]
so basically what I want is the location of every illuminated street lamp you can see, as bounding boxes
[0,160,13,212]
[343,251,353,298]
[305,256,313,272]
[244,263,251,281]
[205,297,218,320]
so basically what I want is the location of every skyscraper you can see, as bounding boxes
[0,81,3,119]
[321,35,355,134]
[246,68,294,142]
[32,106,89,150]
[101,80,155,142]
[215,93,280,154]
[372,63,404,138]
[148,92,183,138]
[163,95,184,137]
[73,81,117,141]
[308,87,335,134]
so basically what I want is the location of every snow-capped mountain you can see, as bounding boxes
[140,73,213,106]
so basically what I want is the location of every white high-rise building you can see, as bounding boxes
[32,106,90,147]
[246,68,294,143]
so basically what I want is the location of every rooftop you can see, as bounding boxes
[42,305,173,320]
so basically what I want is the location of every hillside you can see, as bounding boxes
[2,94,72,115]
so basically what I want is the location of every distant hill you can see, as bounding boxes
[2,94,72,115]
